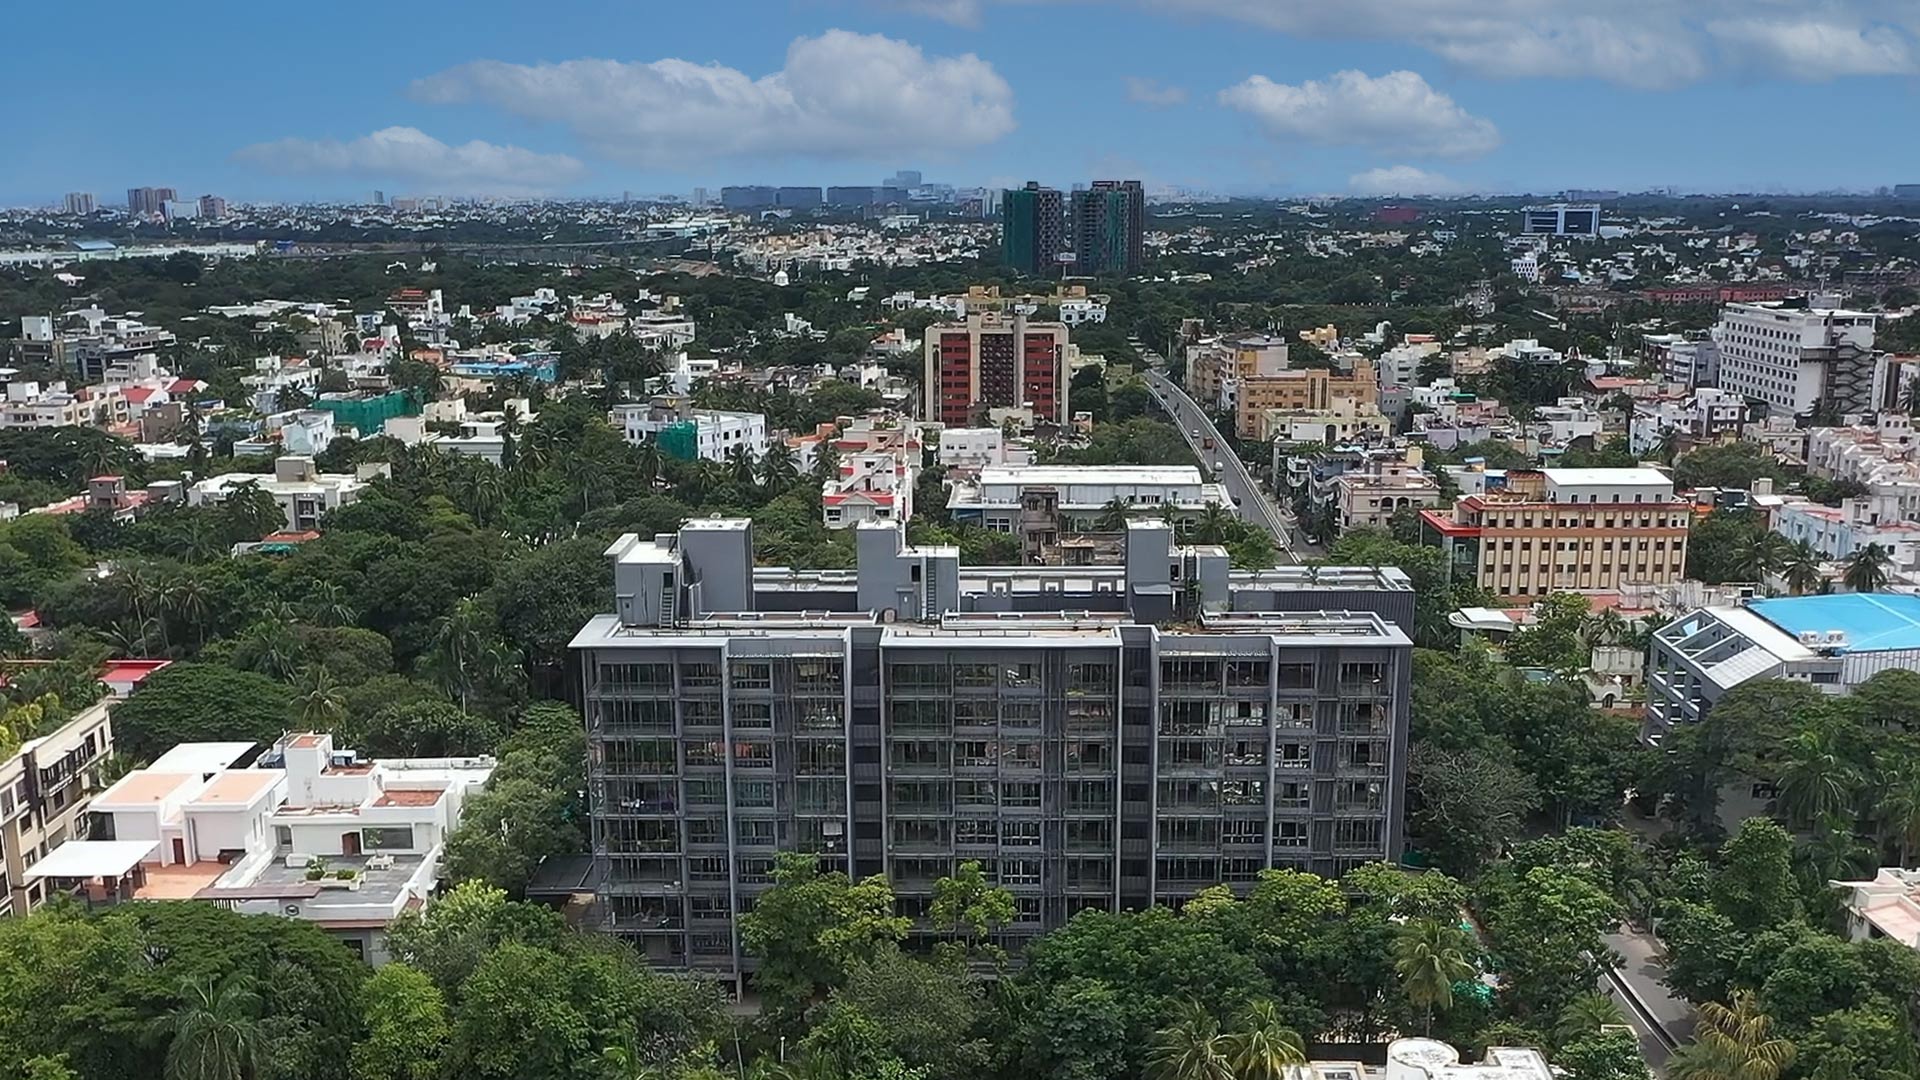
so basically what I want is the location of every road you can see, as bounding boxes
[1600,928,1693,1074]
[1139,370,1298,564]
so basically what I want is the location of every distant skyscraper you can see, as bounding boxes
[1001,181,1064,276]
[888,169,922,189]
[126,187,175,216]
[691,187,709,206]
[62,192,95,215]
[197,195,228,220]
[721,186,778,211]
[371,190,386,206]
[1071,180,1145,278]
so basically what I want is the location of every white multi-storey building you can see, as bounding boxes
[610,401,768,462]
[31,732,492,963]
[1713,301,1877,417]
[188,457,379,533]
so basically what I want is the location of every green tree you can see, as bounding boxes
[439,709,586,895]
[109,663,294,760]
[1476,866,1620,1020]
[1781,541,1823,596]
[1222,1000,1308,1080]
[1555,993,1628,1046]
[1843,543,1893,593]
[1146,1002,1233,1080]
[739,852,911,1021]
[1393,918,1477,1033]
[146,974,269,1080]
[930,859,1015,956]
[1773,724,1862,828]
[384,880,571,997]
[1670,992,1795,1080]
[1556,1030,1650,1080]
[350,964,449,1080]
[1711,819,1800,933]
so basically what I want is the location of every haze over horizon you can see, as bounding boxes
[6,0,1920,204]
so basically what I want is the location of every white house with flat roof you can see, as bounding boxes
[32,732,493,963]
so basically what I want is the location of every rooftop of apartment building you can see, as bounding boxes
[577,517,1414,647]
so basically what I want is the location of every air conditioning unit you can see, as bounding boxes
[1799,631,1822,644]
[1825,630,1848,646]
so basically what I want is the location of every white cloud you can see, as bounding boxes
[233,127,585,192]
[946,0,1919,87]
[1219,69,1499,158]
[411,31,1015,169]
[1347,164,1468,196]
[1125,76,1189,106]
[874,0,983,26]
[1708,18,1917,79]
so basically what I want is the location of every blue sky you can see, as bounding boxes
[6,0,1920,204]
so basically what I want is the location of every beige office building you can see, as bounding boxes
[1419,468,1692,599]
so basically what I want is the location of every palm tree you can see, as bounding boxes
[758,440,799,491]
[292,665,346,732]
[1393,918,1476,1034]
[1146,1002,1234,1080]
[164,573,214,650]
[427,597,490,711]
[240,618,299,681]
[1582,607,1627,648]
[1773,725,1862,827]
[1095,497,1133,532]
[1729,531,1788,584]
[1798,814,1874,885]
[300,582,356,628]
[1670,991,1795,1080]
[635,441,664,490]
[1781,540,1822,596]
[1554,993,1626,1047]
[1221,1001,1307,1080]
[1194,502,1235,545]
[1843,543,1893,593]
[147,974,269,1080]
[725,444,757,487]
[1876,756,1920,865]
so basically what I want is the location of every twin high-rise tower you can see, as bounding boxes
[1002,179,1144,278]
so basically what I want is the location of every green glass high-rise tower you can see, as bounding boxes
[1001,181,1063,276]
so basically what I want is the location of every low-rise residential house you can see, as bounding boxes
[936,427,1031,473]
[1259,399,1393,445]
[34,732,492,963]
[1333,452,1442,533]
[948,464,1234,562]
[188,457,379,533]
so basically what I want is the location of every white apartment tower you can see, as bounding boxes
[1713,302,1878,418]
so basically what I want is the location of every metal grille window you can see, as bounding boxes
[1277,742,1309,769]
[1277,663,1316,689]
[956,780,997,809]
[1220,779,1263,806]
[731,702,774,730]
[1222,819,1264,845]
[1225,700,1267,727]
[730,662,773,690]
[1001,741,1042,769]
[735,820,775,846]
[687,819,722,845]
[956,740,997,767]
[1335,819,1384,850]
[1002,781,1041,808]
[735,781,774,809]
[956,819,998,845]
[953,663,997,688]
[1275,821,1309,848]
[733,741,773,768]
[1002,821,1042,847]
[681,662,721,689]
[1226,660,1270,687]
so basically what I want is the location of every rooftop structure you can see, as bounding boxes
[610,398,769,463]
[187,457,380,534]
[1645,593,1920,743]
[1713,301,1877,417]
[567,517,1414,988]
[1836,867,1920,949]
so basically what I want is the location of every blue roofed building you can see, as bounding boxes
[1644,593,1920,744]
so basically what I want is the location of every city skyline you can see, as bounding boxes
[7,0,1920,204]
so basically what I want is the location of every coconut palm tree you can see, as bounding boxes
[1554,993,1626,1047]
[725,444,758,487]
[1773,724,1862,828]
[427,597,491,711]
[300,582,356,628]
[1669,991,1795,1080]
[1194,502,1236,545]
[1843,543,1893,593]
[1146,1002,1234,1080]
[1095,497,1133,532]
[239,618,300,681]
[758,440,799,491]
[1798,814,1875,885]
[1875,756,1920,865]
[1393,918,1476,1034]
[635,441,664,490]
[1729,531,1788,584]
[147,973,269,1080]
[1582,607,1627,648]
[292,666,347,732]
[1222,1001,1307,1080]
[1781,540,1823,596]
[164,572,215,650]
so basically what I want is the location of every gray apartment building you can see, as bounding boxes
[569,517,1413,989]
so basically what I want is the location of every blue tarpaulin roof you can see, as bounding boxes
[1749,593,1920,653]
